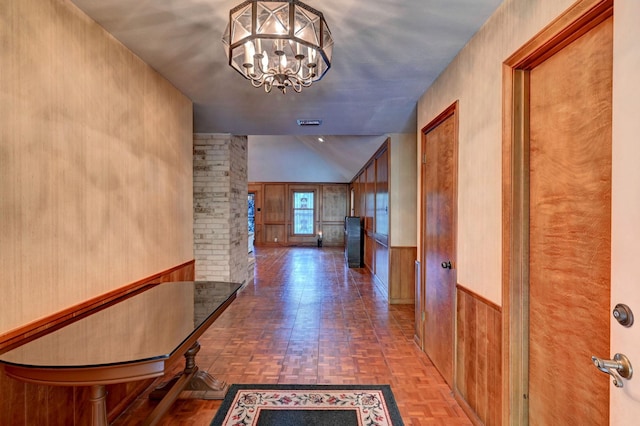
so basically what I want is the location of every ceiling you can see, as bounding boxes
[70,0,503,182]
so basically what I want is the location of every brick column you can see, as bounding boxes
[193,133,248,285]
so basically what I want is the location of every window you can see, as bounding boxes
[292,191,314,235]
[248,193,255,233]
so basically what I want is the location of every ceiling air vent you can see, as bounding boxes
[297,119,323,126]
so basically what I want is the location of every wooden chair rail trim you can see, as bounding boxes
[456,283,502,313]
[0,260,195,354]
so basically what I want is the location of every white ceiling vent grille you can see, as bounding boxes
[297,119,323,126]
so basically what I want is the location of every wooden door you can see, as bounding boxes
[528,15,612,424]
[421,105,457,387]
[610,0,640,422]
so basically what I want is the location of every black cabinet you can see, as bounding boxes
[344,216,363,268]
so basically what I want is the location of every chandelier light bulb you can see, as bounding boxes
[243,41,255,68]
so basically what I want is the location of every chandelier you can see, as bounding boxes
[223,0,333,94]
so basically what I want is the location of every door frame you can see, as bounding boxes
[501,0,613,424]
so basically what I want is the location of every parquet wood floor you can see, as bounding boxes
[113,246,471,425]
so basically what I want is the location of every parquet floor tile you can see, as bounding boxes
[112,246,471,426]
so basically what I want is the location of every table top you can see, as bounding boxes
[0,281,241,369]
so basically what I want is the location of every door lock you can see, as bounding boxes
[591,353,633,388]
[613,303,634,327]
[441,261,452,269]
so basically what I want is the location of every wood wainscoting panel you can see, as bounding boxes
[322,185,349,222]
[322,223,346,247]
[250,182,349,247]
[264,184,286,223]
[389,246,417,304]
[0,261,195,425]
[264,224,287,245]
[456,285,502,426]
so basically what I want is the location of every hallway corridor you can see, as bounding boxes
[115,246,471,425]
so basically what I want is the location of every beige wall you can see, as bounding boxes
[417,0,576,305]
[389,133,417,247]
[0,0,193,335]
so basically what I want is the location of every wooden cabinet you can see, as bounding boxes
[364,161,376,270]
[375,147,389,237]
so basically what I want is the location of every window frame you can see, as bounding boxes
[290,189,317,236]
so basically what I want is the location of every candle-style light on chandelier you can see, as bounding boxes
[222,0,333,94]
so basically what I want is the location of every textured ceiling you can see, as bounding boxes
[70,0,503,181]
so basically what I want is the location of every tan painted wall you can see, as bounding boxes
[0,0,193,334]
[389,133,417,247]
[417,0,576,305]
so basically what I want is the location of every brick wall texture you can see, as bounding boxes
[193,133,248,285]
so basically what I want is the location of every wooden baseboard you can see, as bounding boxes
[454,389,484,426]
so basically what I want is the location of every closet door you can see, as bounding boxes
[421,106,457,387]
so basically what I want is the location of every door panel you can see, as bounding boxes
[364,162,376,271]
[611,1,640,422]
[375,148,389,237]
[422,109,457,387]
[528,16,612,424]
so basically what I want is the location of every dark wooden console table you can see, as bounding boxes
[0,281,242,426]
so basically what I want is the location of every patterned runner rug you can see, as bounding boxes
[210,384,404,426]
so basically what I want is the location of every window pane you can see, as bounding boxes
[294,210,313,234]
[294,192,313,209]
[293,192,314,235]
[248,193,255,233]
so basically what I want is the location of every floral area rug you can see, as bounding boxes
[210,384,404,426]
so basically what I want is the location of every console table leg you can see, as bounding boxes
[89,385,108,426]
[149,341,229,402]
